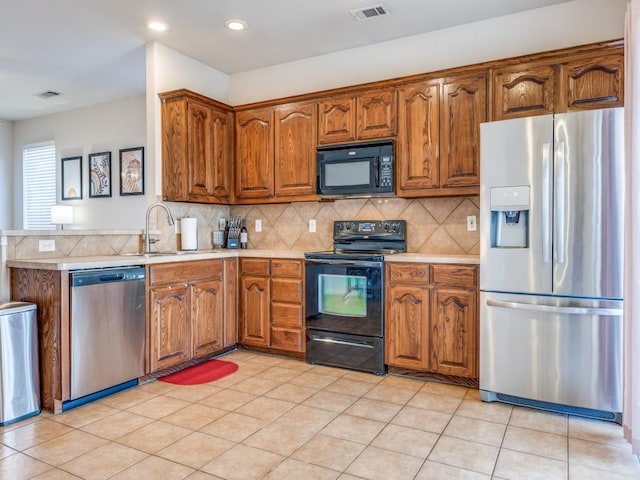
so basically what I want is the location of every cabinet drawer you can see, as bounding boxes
[387,263,429,284]
[271,278,303,303]
[240,258,270,276]
[431,264,477,288]
[271,259,303,278]
[150,259,222,285]
[271,303,303,328]
[270,327,304,352]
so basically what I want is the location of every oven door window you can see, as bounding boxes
[318,274,367,317]
[305,262,383,337]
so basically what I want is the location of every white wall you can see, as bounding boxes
[228,0,628,104]
[12,94,147,230]
[146,42,230,197]
[0,121,13,229]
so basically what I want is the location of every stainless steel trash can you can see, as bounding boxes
[0,302,40,425]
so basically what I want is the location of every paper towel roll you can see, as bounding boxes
[181,217,198,250]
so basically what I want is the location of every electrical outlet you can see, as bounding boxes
[467,215,477,232]
[255,219,262,232]
[309,219,316,233]
[39,239,55,252]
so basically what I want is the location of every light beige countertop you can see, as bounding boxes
[6,249,306,271]
[7,249,478,270]
[389,253,479,265]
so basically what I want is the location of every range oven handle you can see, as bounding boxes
[311,336,375,349]
[305,258,383,268]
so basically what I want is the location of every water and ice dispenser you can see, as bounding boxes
[490,186,529,248]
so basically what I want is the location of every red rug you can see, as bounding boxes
[159,359,239,385]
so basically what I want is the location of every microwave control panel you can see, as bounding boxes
[379,156,393,187]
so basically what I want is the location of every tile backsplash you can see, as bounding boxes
[6,196,479,260]
[229,196,479,254]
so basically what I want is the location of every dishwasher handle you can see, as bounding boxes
[99,273,126,282]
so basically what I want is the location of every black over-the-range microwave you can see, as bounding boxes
[316,140,394,197]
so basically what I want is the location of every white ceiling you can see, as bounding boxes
[1,0,570,121]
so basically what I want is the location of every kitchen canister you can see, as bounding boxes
[180,217,198,250]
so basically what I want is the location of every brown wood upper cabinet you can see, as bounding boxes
[492,64,556,120]
[491,48,623,120]
[160,89,233,204]
[318,89,396,144]
[236,101,317,201]
[558,52,624,112]
[396,74,485,197]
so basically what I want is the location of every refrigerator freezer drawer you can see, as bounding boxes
[480,292,622,414]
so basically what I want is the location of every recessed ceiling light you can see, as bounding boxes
[148,21,169,32]
[225,19,247,31]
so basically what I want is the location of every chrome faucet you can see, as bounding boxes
[145,203,175,253]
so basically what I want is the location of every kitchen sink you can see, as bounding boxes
[118,251,199,257]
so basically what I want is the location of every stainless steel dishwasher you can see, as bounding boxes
[68,266,145,408]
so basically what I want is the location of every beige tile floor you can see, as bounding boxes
[1,350,639,480]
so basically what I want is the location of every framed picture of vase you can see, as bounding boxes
[61,155,82,200]
[119,146,144,196]
[88,151,111,198]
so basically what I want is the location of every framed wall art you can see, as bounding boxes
[119,146,144,196]
[61,155,82,200]
[89,151,112,198]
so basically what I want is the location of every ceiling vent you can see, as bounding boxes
[350,4,390,21]
[35,90,61,99]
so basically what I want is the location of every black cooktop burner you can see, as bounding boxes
[306,220,406,262]
[304,250,386,262]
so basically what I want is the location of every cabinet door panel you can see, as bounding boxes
[149,284,190,372]
[559,52,624,111]
[271,303,303,328]
[274,103,317,196]
[235,108,274,198]
[210,109,233,199]
[192,280,224,358]
[187,100,213,197]
[397,81,440,194]
[441,75,485,188]
[385,284,430,370]
[270,327,303,352]
[431,287,477,377]
[318,96,356,144]
[240,275,270,346]
[357,89,397,140]
[492,64,555,120]
[161,98,188,201]
[271,278,303,303]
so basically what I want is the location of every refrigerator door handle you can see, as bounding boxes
[555,141,566,264]
[486,299,623,316]
[542,142,552,263]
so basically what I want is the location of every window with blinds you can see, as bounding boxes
[23,142,56,229]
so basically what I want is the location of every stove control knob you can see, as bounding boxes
[337,223,344,231]
[382,222,389,231]
[391,223,398,232]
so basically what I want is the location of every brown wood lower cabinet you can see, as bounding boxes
[385,262,478,378]
[239,258,305,354]
[148,259,233,372]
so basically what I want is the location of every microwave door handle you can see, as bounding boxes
[373,157,379,187]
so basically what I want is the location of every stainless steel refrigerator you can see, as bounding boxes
[479,108,624,422]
